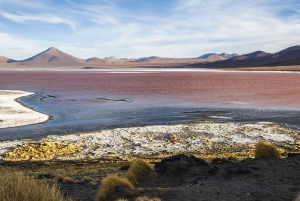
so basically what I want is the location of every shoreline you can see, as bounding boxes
[1,66,300,73]
[1,121,299,162]
[0,90,300,163]
[0,90,49,128]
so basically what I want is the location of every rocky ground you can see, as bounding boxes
[1,154,300,201]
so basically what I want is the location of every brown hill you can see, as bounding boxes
[8,47,85,67]
[86,57,105,63]
[203,54,226,61]
[0,56,9,63]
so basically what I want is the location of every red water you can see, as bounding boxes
[0,71,300,109]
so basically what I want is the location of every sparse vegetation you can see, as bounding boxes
[169,134,178,144]
[126,159,154,184]
[55,173,76,184]
[135,196,162,201]
[95,174,134,201]
[115,197,161,201]
[254,141,281,159]
[227,155,239,161]
[0,168,72,201]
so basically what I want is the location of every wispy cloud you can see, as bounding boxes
[0,32,50,60]
[1,12,76,30]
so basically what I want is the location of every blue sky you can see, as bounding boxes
[0,0,299,59]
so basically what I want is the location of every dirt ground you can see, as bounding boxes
[2,154,300,201]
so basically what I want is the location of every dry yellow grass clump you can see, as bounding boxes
[135,196,162,201]
[0,169,72,201]
[296,194,300,201]
[126,159,154,184]
[116,197,161,201]
[3,142,82,161]
[255,141,281,159]
[95,174,134,201]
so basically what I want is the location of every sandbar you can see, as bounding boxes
[0,90,49,128]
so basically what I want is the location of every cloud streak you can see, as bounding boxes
[1,12,76,30]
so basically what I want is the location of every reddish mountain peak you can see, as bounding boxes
[46,47,59,51]
[0,56,10,63]
[0,56,9,61]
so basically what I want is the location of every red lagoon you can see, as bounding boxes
[0,71,300,109]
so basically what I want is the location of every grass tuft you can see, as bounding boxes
[116,197,161,201]
[135,196,161,201]
[0,168,72,201]
[296,193,300,201]
[255,141,281,159]
[95,174,134,201]
[55,174,76,184]
[126,159,154,184]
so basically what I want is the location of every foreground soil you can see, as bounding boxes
[2,154,300,201]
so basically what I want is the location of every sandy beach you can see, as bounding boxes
[0,90,49,128]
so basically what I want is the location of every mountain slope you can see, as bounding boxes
[198,53,239,61]
[0,56,9,63]
[86,57,105,63]
[8,47,85,66]
[231,51,270,60]
[193,45,300,68]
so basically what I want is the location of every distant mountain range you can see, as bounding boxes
[198,53,239,60]
[1,45,300,69]
[193,45,300,68]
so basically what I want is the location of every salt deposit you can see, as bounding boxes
[0,90,49,128]
[1,122,299,161]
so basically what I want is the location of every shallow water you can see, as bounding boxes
[1,70,300,140]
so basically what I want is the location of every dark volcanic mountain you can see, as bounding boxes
[8,47,85,66]
[230,51,270,60]
[193,45,300,68]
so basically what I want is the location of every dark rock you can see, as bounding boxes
[120,165,130,171]
[208,166,219,175]
[211,157,231,164]
[250,165,260,170]
[226,163,250,175]
[241,158,254,163]
[155,154,209,176]
[288,153,300,157]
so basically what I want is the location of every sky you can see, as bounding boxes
[0,0,300,60]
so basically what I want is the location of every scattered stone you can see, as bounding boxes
[211,157,231,164]
[208,166,219,175]
[226,164,250,175]
[287,153,300,157]
[155,154,209,176]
